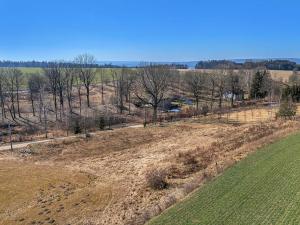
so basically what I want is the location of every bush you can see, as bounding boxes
[276,100,297,119]
[96,116,106,130]
[178,151,198,166]
[145,168,168,190]
[70,117,82,134]
[201,105,209,116]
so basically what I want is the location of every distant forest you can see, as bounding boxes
[0,60,188,69]
[195,60,300,71]
[0,60,124,68]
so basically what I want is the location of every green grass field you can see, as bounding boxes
[148,131,300,225]
[7,67,116,87]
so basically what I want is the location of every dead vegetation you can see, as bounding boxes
[1,119,300,225]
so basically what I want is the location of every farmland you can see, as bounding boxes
[1,63,300,225]
[8,67,296,87]
[1,117,300,224]
[148,131,300,225]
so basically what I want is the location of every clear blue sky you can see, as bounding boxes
[1,0,299,61]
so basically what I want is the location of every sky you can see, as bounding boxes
[0,0,299,62]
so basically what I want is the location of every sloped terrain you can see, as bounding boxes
[0,119,299,225]
[148,131,300,225]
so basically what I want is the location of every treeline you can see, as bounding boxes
[195,60,300,71]
[0,60,124,68]
[161,64,188,69]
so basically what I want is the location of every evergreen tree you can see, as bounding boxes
[250,71,269,99]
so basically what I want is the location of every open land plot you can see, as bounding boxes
[217,105,300,123]
[1,117,300,225]
[148,131,300,225]
[179,69,294,82]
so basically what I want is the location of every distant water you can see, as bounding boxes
[97,61,198,69]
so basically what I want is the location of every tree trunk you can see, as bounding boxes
[78,87,82,116]
[128,91,131,115]
[86,86,90,107]
[16,84,21,117]
[0,83,5,121]
[30,92,35,116]
[68,96,72,115]
[153,105,158,123]
[39,92,43,123]
[43,106,48,139]
[53,94,58,121]
[210,85,215,111]
[101,82,104,105]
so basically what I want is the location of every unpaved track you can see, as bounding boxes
[0,124,143,151]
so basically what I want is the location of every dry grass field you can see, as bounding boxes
[218,105,300,123]
[179,69,294,83]
[1,113,300,224]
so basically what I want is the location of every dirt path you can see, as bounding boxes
[0,124,144,151]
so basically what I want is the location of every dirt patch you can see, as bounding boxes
[0,161,112,225]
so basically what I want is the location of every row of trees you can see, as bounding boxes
[0,55,288,129]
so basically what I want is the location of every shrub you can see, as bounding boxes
[71,117,82,134]
[201,105,209,116]
[145,168,168,190]
[276,100,297,119]
[96,116,106,130]
[178,151,198,166]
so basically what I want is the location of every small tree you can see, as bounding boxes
[276,99,297,120]
[250,70,271,99]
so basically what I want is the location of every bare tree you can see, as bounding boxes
[74,54,96,107]
[207,72,217,111]
[5,69,17,119]
[124,69,136,114]
[56,65,67,119]
[0,69,7,121]
[75,69,83,115]
[12,68,23,117]
[226,70,241,107]
[134,65,171,122]
[64,66,75,114]
[216,70,227,110]
[98,68,106,105]
[185,71,206,111]
[28,74,47,118]
[115,68,127,114]
[44,64,59,120]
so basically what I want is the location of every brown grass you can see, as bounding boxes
[0,161,111,225]
[1,118,300,225]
